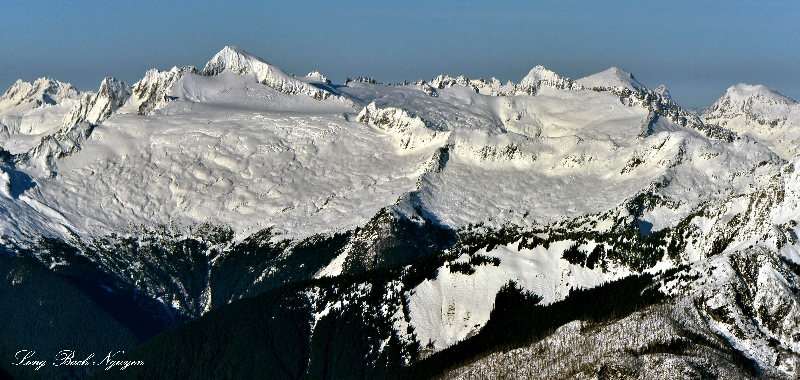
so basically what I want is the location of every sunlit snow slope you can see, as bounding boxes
[0,46,782,246]
[3,46,800,379]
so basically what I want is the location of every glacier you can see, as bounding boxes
[2,46,800,379]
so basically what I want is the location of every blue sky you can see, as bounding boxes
[1,1,798,108]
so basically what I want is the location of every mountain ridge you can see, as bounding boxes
[1,46,799,379]
[703,83,800,159]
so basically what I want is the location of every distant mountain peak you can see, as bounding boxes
[654,85,671,100]
[577,67,646,93]
[202,46,270,76]
[202,46,334,100]
[723,83,795,104]
[0,77,80,113]
[707,83,796,116]
[517,65,580,94]
[218,45,248,56]
[1,77,78,101]
[703,83,800,159]
[305,71,330,84]
[519,65,563,86]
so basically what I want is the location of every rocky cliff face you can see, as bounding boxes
[131,66,197,115]
[63,77,132,126]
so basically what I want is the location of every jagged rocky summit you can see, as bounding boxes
[1,46,800,379]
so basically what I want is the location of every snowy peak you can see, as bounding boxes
[517,65,580,94]
[712,83,795,109]
[131,66,195,115]
[654,85,671,100]
[201,45,270,76]
[62,77,131,126]
[0,77,80,114]
[202,46,333,100]
[304,71,330,84]
[702,83,796,128]
[520,65,562,86]
[702,83,800,159]
[576,67,647,93]
[420,75,516,96]
[97,76,133,103]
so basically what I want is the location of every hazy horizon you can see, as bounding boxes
[1,1,798,108]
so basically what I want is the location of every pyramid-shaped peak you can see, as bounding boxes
[1,79,35,99]
[577,67,646,93]
[520,65,563,85]
[703,83,796,123]
[654,85,671,99]
[606,67,633,77]
[214,46,264,61]
[198,46,333,100]
[97,77,132,99]
[203,46,273,76]
[219,45,247,55]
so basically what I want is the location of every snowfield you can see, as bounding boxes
[406,240,630,352]
[0,47,782,244]
[2,46,800,378]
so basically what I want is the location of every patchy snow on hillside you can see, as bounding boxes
[2,46,800,377]
[443,246,800,379]
[406,240,629,352]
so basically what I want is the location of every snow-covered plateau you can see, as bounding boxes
[2,47,800,379]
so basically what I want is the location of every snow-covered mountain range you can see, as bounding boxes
[2,47,799,379]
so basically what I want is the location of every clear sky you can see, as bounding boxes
[1,1,798,108]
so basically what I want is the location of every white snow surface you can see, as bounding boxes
[27,72,434,240]
[0,46,788,247]
[406,240,629,352]
[3,47,800,376]
[576,67,647,93]
[703,83,800,159]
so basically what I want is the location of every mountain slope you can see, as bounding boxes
[0,47,798,379]
[576,67,647,93]
[703,84,800,159]
[443,246,800,379]
[0,78,80,114]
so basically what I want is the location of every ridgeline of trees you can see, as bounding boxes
[8,191,705,380]
[397,275,664,379]
[0,253,140,380]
